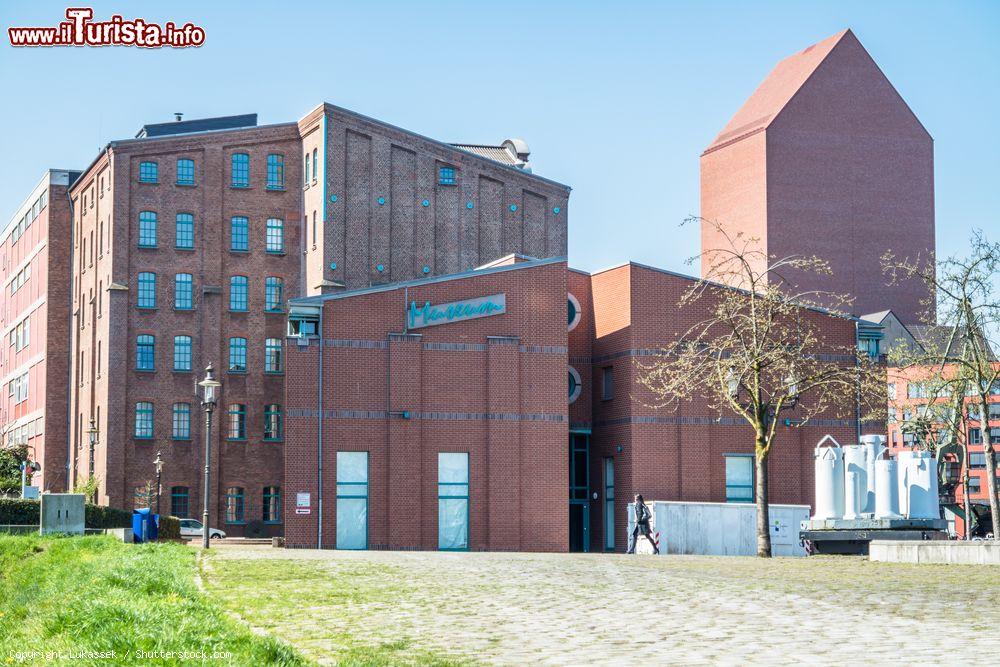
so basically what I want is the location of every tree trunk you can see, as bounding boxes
[755,444,772,558]
[980,395,1000,541]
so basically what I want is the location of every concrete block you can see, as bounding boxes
[870,540,1000,564]
[39,493,85,535]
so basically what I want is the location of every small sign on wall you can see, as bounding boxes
[296,492,311,515]
[408,293,506,329]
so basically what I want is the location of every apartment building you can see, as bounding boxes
[0,170,78,492]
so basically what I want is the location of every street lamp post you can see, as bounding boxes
[153,450,164,516]
[85,420,100,503]
[198,365,221,549]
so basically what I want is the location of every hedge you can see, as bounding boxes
[158,515,181,540]
[1,498,132,529]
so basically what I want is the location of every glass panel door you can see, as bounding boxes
[438,453,469,550]
[336,451,368,549]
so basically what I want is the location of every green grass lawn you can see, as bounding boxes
[0,535,304,666]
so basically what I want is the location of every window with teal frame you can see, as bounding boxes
[138,211,157,248]
[264,338,283,373]
[170,486,189,517]
[174,273,193,310]
[725,454,754,502]
[265,218,284,253]
[263,486,281,523]
[230,216,249,251]
[227,404,246,440]
[172,402,191,440]
[224,487,245,523]
[438,452,469,550]
[176,158,195,186]
[229,276,248,311]
[173,335,192,371]
[265,276,283,311]
[137,272,156,309]
[263,404,282,441]
[336,451,368,549]
[228,337,247,372]
[175,213,194,249]
[134,402,154,439]
[266,154,284,190]
[139,161,158,183]
[136,334,155,371]
[231,153,249,188]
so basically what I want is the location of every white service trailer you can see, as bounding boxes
[630,501,810,557]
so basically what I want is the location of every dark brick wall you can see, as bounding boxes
[284,259,568,551]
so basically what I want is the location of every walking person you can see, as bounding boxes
[627,494,659,554]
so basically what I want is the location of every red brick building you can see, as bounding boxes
[701,29,934,324]
[1,170,78,493]
[60,108,568,535]
[284,256,875,552]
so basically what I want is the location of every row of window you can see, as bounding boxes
[136,273,284,312]
[894,403,1000,423]
[134,401,283,441]
[135,335,283,373]
[7,371,29,404]
[9,316,30,353]
[6,416,44,446]
[901,381,1000,400]
[138,155,286,190]
[9,263,31,296]
[155,486,281,523]
[10,189,47,246]
[136,212,286,254]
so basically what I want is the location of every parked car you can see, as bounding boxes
[178,518,226,540]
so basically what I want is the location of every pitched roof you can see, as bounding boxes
[450,139,530,169]
[909,324,998,361]
[704,29,852,154]
[135,114,258,139]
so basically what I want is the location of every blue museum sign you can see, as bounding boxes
[408,293,506,329]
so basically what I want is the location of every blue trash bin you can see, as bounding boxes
[132,508,150,543]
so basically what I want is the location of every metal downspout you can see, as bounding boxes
[317,307,324,549]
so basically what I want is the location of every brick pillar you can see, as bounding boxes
[387,333,423,548]
[486,336,521,550]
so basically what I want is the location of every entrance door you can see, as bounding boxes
[569,433,590,552]
[336,451,369,549]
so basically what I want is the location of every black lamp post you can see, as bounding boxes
[153,450,164,516]
[87,419,99,502]
[198,364,221,549]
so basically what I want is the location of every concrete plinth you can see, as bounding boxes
[869,540,1000,564]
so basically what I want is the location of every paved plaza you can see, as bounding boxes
[201,545,1000,665]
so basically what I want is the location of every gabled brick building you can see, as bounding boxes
[701,29,934,324]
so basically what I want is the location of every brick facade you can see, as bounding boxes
[51,105,568,535]
[285,258,869,552]
[701,29,934,324]
[1,171,76,492]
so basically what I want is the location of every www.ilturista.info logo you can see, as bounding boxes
[8,7,205,48]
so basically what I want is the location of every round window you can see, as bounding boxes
[567,293,582,332]
[568,366,582,403]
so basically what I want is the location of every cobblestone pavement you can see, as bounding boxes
[202,546,1000,665]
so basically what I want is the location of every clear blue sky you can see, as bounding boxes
[1,0,997,275]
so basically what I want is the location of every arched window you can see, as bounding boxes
[172,403,191,440]
[264,404,282,441]
[266,218,284,253]
[224,487,245,523]
[229,276,248,311]
[136,334,155,371]
[231,153,249,188]
[170,486,190,517]
[265,277,284,312]
[228,337,247,372]
[175,213,194,249]
[173,336,192,371]
[138,211,157,248]
[134,402,154,438]
[227,404,246,440]
[263,486,281,523]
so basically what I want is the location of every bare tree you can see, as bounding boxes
[639,218,883,557]
[884,231,1000,539]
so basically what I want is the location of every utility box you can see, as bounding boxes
[39,493,86,535]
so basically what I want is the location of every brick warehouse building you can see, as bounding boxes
[58,106,568,535]
[701,29,934,324]
[1,170,78,493]
[283,256,877,552]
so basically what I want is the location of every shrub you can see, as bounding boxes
[0,498,38,525]
[158,515,181,540]
[85,504,132,529]
[0,498,132,529]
